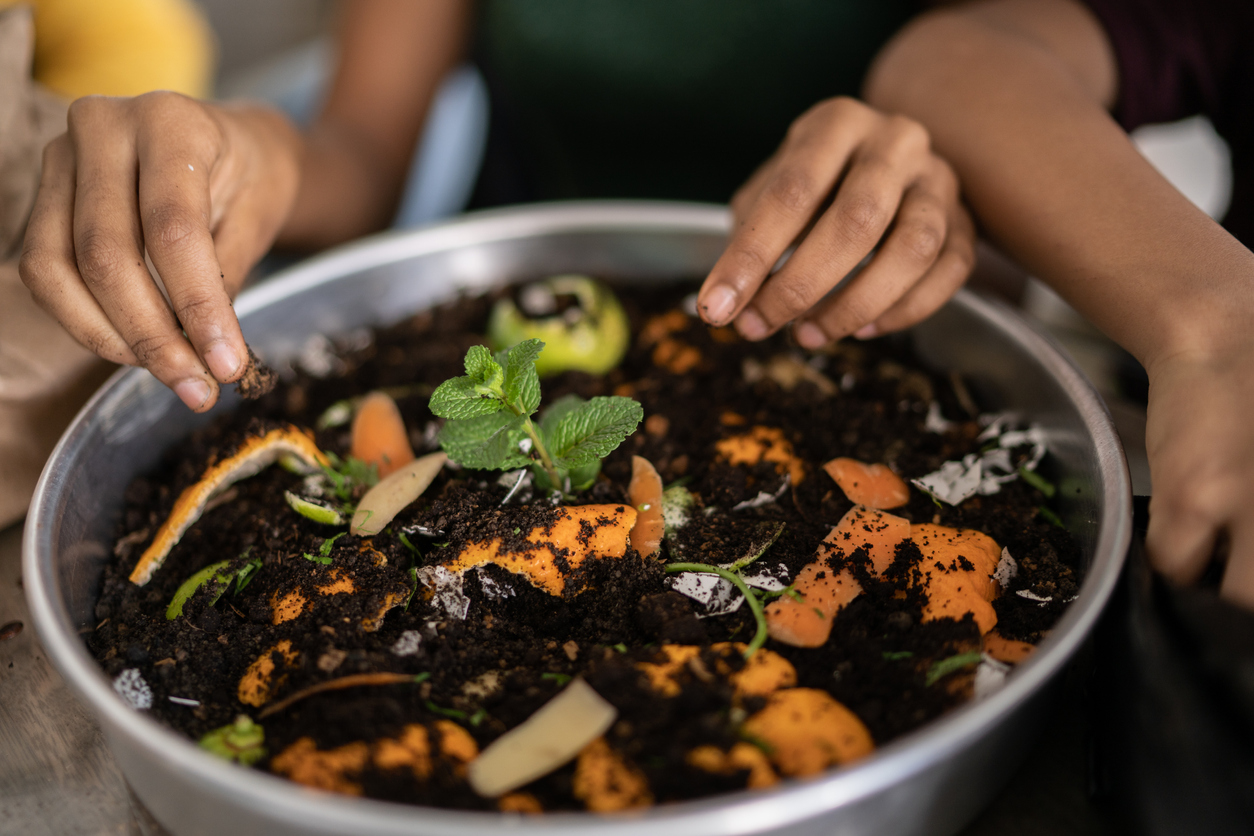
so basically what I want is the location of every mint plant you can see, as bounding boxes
[428,339,643,492]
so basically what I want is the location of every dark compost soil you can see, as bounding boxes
[88,282,1080,813]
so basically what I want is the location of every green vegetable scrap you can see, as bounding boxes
[925,651,984,686]
[429,339,642,492]
[199,715,266,766]
[166,552,263,620]
[284,491,345,525]
[302,532,345,565]
[487,276,630,377]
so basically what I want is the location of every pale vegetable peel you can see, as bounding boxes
[467,678,617,797]
[351,452,447,536]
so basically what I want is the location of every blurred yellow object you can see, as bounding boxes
[0,0,215,99]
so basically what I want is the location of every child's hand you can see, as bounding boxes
[697,96,976,346]
[1146,343,1254,609]
[19,92,300,412]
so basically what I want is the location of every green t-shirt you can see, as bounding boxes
[474,0,919,204]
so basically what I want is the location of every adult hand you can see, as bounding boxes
[20,92,301,412]
[1145,341,1254,610]
[697,96,975,346]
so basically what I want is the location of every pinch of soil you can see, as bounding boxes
[235,346,278,400]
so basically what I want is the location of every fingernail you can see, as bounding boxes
[854,324,879,340]
[796,321,827,349]
[204,341,242,382]
[736,308,769,340]
[701,286,737,325]
[174,378,212,410]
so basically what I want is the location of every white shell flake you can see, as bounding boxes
[973,654,1011,699]
[476,567,516,600]
[417,565,471,621]
[113,668,153,710]
[994,547,1019,590]
[667,573,745,617]
[168,696,201,707]
[391,630,423,657]
[911,415,1049,505]
[1016,589,1053,605]
[731,475,790,511]
[925,401,956,433]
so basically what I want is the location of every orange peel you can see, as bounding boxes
[822,457,910,509]
[129,426,329,586]
[765,506,910,648]
[445,504,637,596]
[715,425,806,484]
[573,737,653,812]
[742,688,874,776]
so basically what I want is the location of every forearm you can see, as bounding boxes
[275,0,472,250]
[864,0,1254,371]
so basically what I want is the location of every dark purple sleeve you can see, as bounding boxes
[1079,0,1253,132]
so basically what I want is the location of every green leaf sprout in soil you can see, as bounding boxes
[1018,466,1056,498]
[665,562,768,658]
[397,532,421,556]
[405,566,419,610]
[319,452,379,504]
[429,339,643,492]
[541,672,573,687]
[166,553,263,620]
[199,715,266,766]
[882,651,914,661]
[426,699,477,723]
[302,532,345,565]
[1036,506,1065,529]
[612,643,629,654]
[925,651,984,686]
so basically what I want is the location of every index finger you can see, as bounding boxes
[697,99,874,327]
[136,96,247,384]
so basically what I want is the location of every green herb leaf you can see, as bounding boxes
[234,556,262,595]
[500,338,543,415]
[438,411,531,470]
[319,532,346,557]
[166,560,231,620]
[303,553,333,565]
[538,393,585,437]
[413,672,432,683]
[429,377,506,420]
[925,651,984,686]
[540,672,573,687]
[882,651,914,661]
[398,532,420,557]
[468,708,488,727]
[464,344,503,386]
[547,396,644,467]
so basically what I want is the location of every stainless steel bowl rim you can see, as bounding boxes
[24,201,1132,834]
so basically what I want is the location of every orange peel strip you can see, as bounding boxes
[129,425,329,586]
[444,504,637,596]
[628,455,664,558]
[714,425,806,484]
[742,688,874,776]
[823,457,910,509]
[911,523,1002,634]
[765,506,910,647]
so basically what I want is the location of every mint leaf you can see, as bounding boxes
[438,411,532,470]
[539,393,585,437]
[547,396,643,467]
[429,377,506,420]
[501,338,543,415]
[464,344,501,385]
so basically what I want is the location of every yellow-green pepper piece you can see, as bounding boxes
[488,276,629,377]
[200,715,266,766]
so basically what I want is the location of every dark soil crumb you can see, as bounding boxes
[90,282,1081,814]
[235,345,278,399]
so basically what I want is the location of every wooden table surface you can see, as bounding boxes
[0,519,1111,836]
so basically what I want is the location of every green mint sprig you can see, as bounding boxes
[428,339,642,492]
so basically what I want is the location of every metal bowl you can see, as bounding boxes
[24,201,1131,836]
